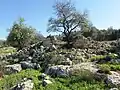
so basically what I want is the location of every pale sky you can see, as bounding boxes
[0,0,120,39]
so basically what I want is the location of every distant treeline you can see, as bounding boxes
[81,26,120,41]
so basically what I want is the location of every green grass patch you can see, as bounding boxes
[89,53,118,62]
[0,69,109,90]
[0,69,110,90]
[89,55,106,62]
[0,69,40,90]
[99,64,120,71]
[98,64,111,74]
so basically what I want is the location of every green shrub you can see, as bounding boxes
[7,18,36,50]
[70,69,95,82]
[109,64,120,71]
[98,63,120,71]
[90,53,118,62]
[41,50,66,69]
[54,75,107,90]
[99,64,120,71]
[98,64,111,74]
[108,53,118,59]
[90,55,105,62]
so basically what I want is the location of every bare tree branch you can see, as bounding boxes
[47,0,89,47]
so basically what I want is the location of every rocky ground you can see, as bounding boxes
[0,38,120,90]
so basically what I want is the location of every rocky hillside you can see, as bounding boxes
[0,38,120,90]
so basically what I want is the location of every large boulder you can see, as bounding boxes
[20,61,34,69]
[105,71,120,87]
[11,78,34,90]
[45,65,71,77]
[72,62,98,73]
[20,61,40,69]
[5,64,22,74]
[45,62,98,77]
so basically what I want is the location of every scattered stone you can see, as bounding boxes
[44,76,50,80]
[42,80,52,86]
[40,45,45,52]
[109,88,119,90]
[41,73,47,79]
[28,56,32,60]
[61,58,72,65]
[11,78,34,90]
[51,45,57,50]
[5,64,22,74]
[105,71,120,87]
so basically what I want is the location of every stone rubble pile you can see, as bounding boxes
[0,38,120,89]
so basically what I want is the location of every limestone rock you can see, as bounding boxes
[109,88,119,90]
[11,78,34,90]
[51,45,57,50]
[20,61,40,69]
[61,58,72,65]
[45,65,71,77]
[5,64,22,74]
[41,73,47,79]
[20,61,34,69]
[105,71,120,87]
[71,62,98,73]
[42,80,52,86]
[45,62,98,77]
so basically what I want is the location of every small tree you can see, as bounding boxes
[7,18,36,50]
[47,0,89,48]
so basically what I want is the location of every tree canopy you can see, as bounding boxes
[7,18,36,50]
[47,0,89,48]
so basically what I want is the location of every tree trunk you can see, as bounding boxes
[66,34,73,48]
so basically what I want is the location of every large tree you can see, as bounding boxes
[7,18,36,50]
[47,0,89,48]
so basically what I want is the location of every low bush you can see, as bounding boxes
[98,64,111,74]
[99,64,120,71]
[70,69,95,81]
[90,53,118,62]
[90,55,105,62]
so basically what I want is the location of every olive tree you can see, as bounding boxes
[7,18,36,50]
[47,0,89,48]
